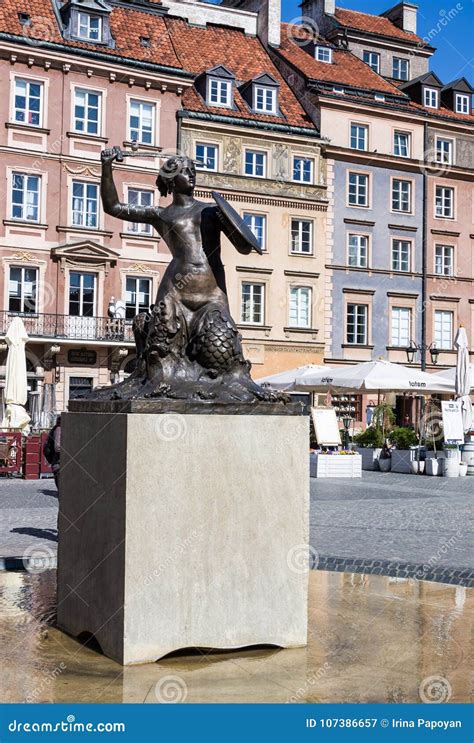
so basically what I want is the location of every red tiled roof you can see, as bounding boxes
[0,0,182,69]
[0,1,315,128]
[334,7,424,44]
[166,19,314,129]
[409,101,474,123]
[279,24,406,96]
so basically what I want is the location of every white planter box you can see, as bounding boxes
[354,447,381,471]
[310,453,362,479]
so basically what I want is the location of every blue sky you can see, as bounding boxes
[281,0,474,85]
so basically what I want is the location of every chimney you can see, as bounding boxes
[221,0,281,47]
[382,2,418,34]
[301,0,335,18]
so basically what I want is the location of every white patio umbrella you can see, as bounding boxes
[1,317,31,434]
[256,364,329,391]
[294,359,454,394]
[454,326,473,434]
[433,363,474,391]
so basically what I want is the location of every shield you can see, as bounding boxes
[212,191,263,255]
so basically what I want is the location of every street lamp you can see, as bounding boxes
[405,340,439,366]
[342,416,352,450]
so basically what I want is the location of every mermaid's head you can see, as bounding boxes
[156,156,196,197]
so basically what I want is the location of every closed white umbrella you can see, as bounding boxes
[294,359,453,394]
[1,317,31,434]
[454,326,472,434]
[256,364,329,391]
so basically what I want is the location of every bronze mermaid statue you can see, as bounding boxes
[93,147,285,405]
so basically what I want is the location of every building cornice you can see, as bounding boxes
[328,264,423,278]
[0,36,193,86]
[178,110,320,139]
[194,186,328,212]
[324,145,473,179]
[318,94,474,133]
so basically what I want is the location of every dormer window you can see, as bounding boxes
[78,12,102,41]
[424,88,439,108]
[315,46,332,64]
[254,85,276,114]
[239,73,280,117]
[375,94,385,102]
[455,93,470,114]
[59,0,114,48]
[333,86,344,95]
[208,78,232,108]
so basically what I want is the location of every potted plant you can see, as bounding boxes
[353,403,395,471]
[389,427,420,474]
[353,426,384,470]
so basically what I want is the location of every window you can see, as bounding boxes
[245,150,266,178]
[455,94,470,114]
[434,310,453,349]
[208,78,232,108]
[11,173,40,222]
[392,179,411,213]
[13,78,43,127]
[363,51,380,74]
[291,219,313,254]
[391,307,411,347]
[293,157,313,183]
[333,86,344,94]
[346,304,368,345]
[350,124,368,151]
[77,13,102,42]
[125,276,151,320]
[348,173,369,207]
[315,46,332,63]
[69,377,94,399]
[424,88,438,108]
[195,143,218,171]
[69,272,96,317]
[435,245,454,276]
[73,88,101,135]
[348,234,368,268]
[392,57,409,81]
[9,266,37,314]
[374,94,385,102]
[243,213,266,251]
[435,186,454,218]
[241,282,264,325]
[392,240,410,272]
[436,138,453,165]
[289,287,311,328]
[129,100,155,145]
[394,131,410,158]
[254,86,276,113]
[127,189,153,234]
[71,181,99,228]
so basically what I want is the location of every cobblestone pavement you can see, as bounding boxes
[0,473,472,584]
[0,478,58,564]
[311,471,473,586]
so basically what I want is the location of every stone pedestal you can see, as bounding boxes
[57,412,309,665]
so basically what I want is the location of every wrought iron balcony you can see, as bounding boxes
[0,312,135,344]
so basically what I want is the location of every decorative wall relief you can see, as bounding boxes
[223,136,242,174]
[273,142,290,181]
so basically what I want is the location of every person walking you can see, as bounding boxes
[43,415,61,490]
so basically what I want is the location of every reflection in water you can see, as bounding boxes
[0,570,471,704]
